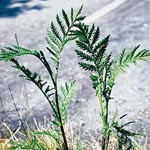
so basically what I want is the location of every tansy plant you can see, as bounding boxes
[0,6,85,150]
[74,23,150,149]
[0,6,150,150]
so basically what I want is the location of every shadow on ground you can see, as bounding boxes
[0,0,45,18]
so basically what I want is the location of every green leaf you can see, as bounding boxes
[46,37,59,52]
[52,121,61,127]
[92,82,100,89]
[62,9,70,28]
[79,62,96,71]
[91,26,100,45]
[47,30,61,49]
[88,24,95,39]
[76,41,91,53]
[76,5,83,17]
[118,48,126,65]
[56,14,66,36]
[62,81,76,106]
[94,35,110,54]
[120,121,135,129]
[90,74,98,81]
[75,49,93,61]
[51,21,62,42]
[109,46,150,89]
[75,16,86,21]
[71,7,74,22]
[46,47,56,56]
[135,49,150,60]
[47,6,85,71]
[53,81,77,125]
[0,46,38,61]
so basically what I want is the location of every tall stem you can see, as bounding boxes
[38,51,69,149]
[54,45,69,149]
[101,67,110,150]
[55,85,68,149]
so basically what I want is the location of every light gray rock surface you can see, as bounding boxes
[0,0,150,143]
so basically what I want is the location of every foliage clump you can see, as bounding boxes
[0,5,150,150]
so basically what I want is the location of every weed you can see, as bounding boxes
[0,5,150,150]
[74,22,150,149]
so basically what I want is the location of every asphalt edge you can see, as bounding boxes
[84,0,128,24]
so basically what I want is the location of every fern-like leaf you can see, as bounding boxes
[61,81,76,107]
[0,46,38,61]
[75,49,93,61]
[94,35,110,54]
[71,7,74,22]
[91,27,100,45]
[56,14,66,36]
[52,81,76,125]
[118,45,144,67]
[75,5,83,17]
[88,24,95,39]
[10,58,57,116]
[47,6,85,72]
[109,46,150,89]
[47,29,61,48]
[76,41,91,53]
[79,62,96,71]
[51,21,62,42]
[62,9,70,28]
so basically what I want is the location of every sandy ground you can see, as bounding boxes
[0,0,150,144]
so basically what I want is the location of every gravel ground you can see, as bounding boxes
[0,0,150,144]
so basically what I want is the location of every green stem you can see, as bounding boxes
[55,86,68,150]
[101,67,110,150]
[99,95,104,123]
[81,28,110,149]
[47,16,79,149]
[34,50,68,149]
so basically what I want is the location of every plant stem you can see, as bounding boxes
[55,85,69,149]
[51,20,77,149]
[35,49,68,149]
[101,99,109,150]
[54,46,69,149]
[101,67,110,150]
